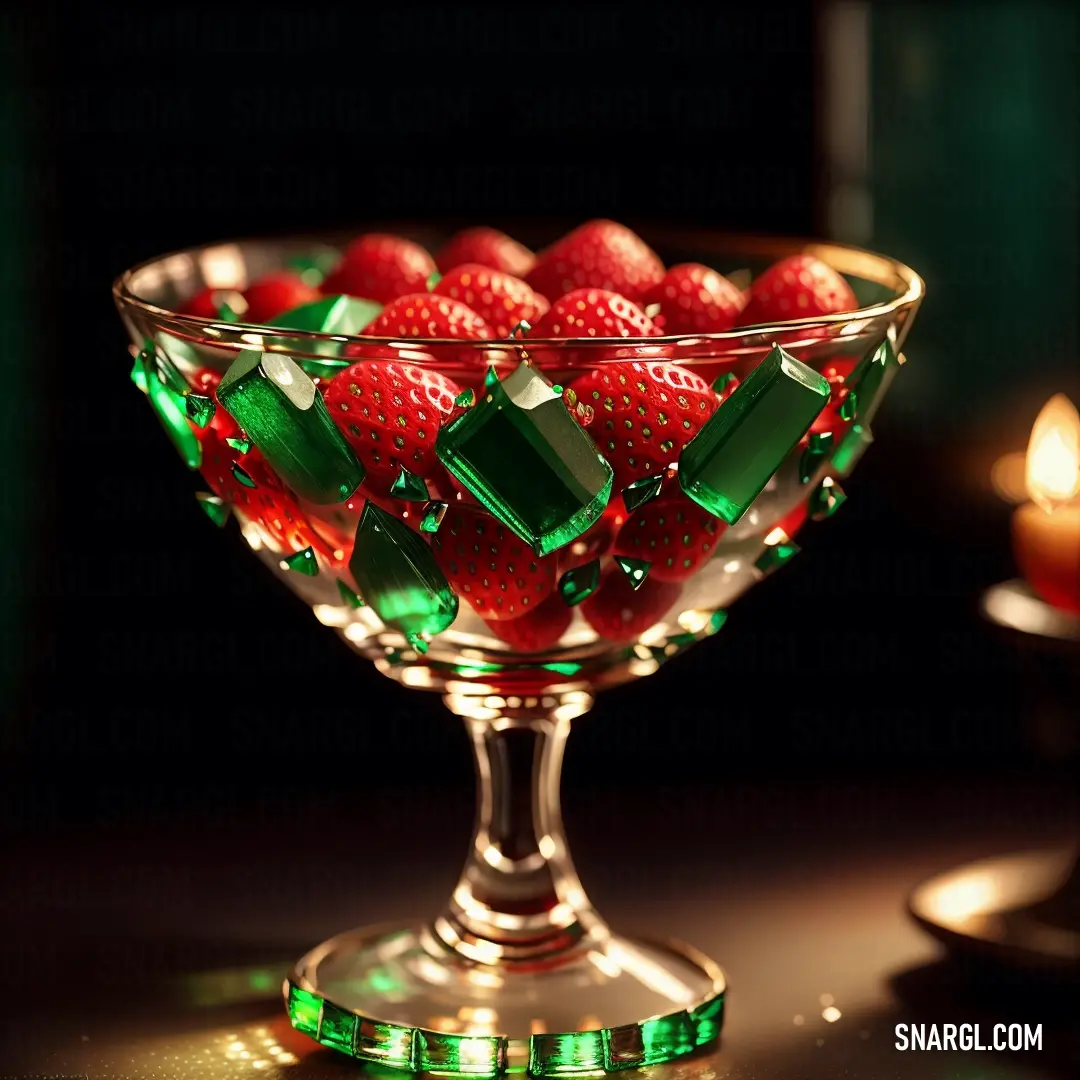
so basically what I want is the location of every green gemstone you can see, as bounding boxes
[615,555,651,590]
[143,339,191,396]
[416,1031,506,1077]
[426,271,442,290]
[846,338,899,424]
[408,633,430,654]
[389,466,431,502]
[286,251,340,288]
[711,371,738,394]
[679,345,829,525]
[831,422,874,476]
[135,346,201,470]
[217,300,240,323]
[216,350,365,504]
[231,463,257,488]
[195,492,230,527]
[809,476,847,520]
[184,393,216,429]
[356,1018,415,1068]
[530,1031,605,1077]
[420,500,449,534]
[798,430,835,484]
[709,609,728,633]
[270,294,383,336]
[483,364,501,391]
[559,559,601,607]
[604,1013,696,1070]
[349,502,458,640]
[839,393,857,422]
[282,546,319,576]
[318,1001,356,1054]
[622,473,665,512]
[689,994,725,1045]
[509,320,531,338]
[225,435,251,454]
[454,388,476,409]
[129,352,147,392]
[286,984,321,1036]
[436,362,613,556]
[755,539,801,576]
[336,578,365,608]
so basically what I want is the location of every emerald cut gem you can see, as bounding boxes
[622,473,665,512]
[389,466,430,502]
[616,555,651,590]
[798,430,835,484]
[689,994,725,1044]
[184,393,216,428]
[282,546,319,575]
[678,345,829,525]
[454,388,476,409]
[605,1013,696,1069]
[142,339,190,396]
[318,1001,356,1054]
[416,1031,506,1077]
[839,393,857,422]
[349,502,458,639]
[530,1031,605,1077]
[217,300,240,323]
[711,371,738,395]
[809,476,847,519]
[231,463,257,488]
[130,353,147,392]
[420,500,449,534]
[755,539,800,576]
[216,350,365,504]
[195,492,229,527]
[270,294,383,335]
[286,984,321,1036]
[426,271,442,290]
[832,422,873,476]
[558,560,601,607]
[225,435,251,454]
[134,346,201,470]
[356,1019,415,1068]
[336,578,365,608]
[846,338,899,424]
[436,362,614,556]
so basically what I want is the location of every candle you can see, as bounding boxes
[1011,394,1080,614]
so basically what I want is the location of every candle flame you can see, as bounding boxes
[1025,394,1080,512]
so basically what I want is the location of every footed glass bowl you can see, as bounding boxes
[114,226,923,1076]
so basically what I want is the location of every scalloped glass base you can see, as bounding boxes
[286,923,725,1076]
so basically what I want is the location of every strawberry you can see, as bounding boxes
[558,508,622,571]
[323,360,461,496]
[181,286,240,320]
[613,490,725,582]
[485,594,572,653]
[433,264,550,338]
[564,360,718,489]
[432,504,557,620]
[242,272,322,325]
[526,288,661,339]
[322,234,436,305]
[809,355,858,436]
[581,571,682,645]
[642,263,745,335]
[526,220,665,304]
[737,254,857,327]
[360,293,494,340]
[436,227,536,279]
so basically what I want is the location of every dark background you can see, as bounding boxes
[2,2,1078,832]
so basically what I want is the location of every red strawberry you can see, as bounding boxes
[361,293,494,340]
[642,263,745,335]
[181,286,241,320]
[433,264,550,338]
[432,504,557,620]
[565,360,718,489]
[322,234,436,304]
[485,594,572,653]
[613,491,725,582]
[737,254,857,327]
[526,220,665,304]
[527,288,661,339]
[323,360,461,496]
[242,272,322,325]
[806,355,858,437]
[436,227,536,278]
[558,509,622,571]
[581,571,682,645]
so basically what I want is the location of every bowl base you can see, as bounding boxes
[285,921,725,1075]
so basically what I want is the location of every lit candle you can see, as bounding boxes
[1011,394,1080,614]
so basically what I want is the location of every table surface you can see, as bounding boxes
[2,775,1077,1080]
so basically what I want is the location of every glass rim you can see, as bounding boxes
[112,227,925,351]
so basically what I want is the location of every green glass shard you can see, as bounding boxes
[195,492,230,527]
[509,320,531,338]
[839,393,857,422]
[755,539,801,575]
[416,1031,506,1077]
[216,350,365,504]
[135,346,201,470]
[615,555,651,590]
[846,338,899,424]
[184,393,216,428]
[282,546,319,576]
[530,1030,605,1077]
[286,984,321,1037]
[225,435,251,454]
[420,500,449,534]
[436,362,614,556]
[454,388,476,409]
[604,1013,696,1070]
[426,271,442,290]
[231,463,257,488]
[130,352,147,392]
[711,371,738,394]
[483,364,501,391]
[798,430,835,484]
[336,578,365,608]
[389,466,431,502]
[678,345,829,525]
[407,633,429,655]
[286,251,339,288]
[356,1019,415,1069]
[541,661,583,676]
[809,476,847,520]
[318,1000,356,1054]
[270,294,383,335]
[217,300,240,323]
[350,502,458,639]
[689,994,725,1045]
[708,609,728,633]
[831,422,874,476]
[558,560,601,606]
[142,339,190,396]
[622,473,665,512]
